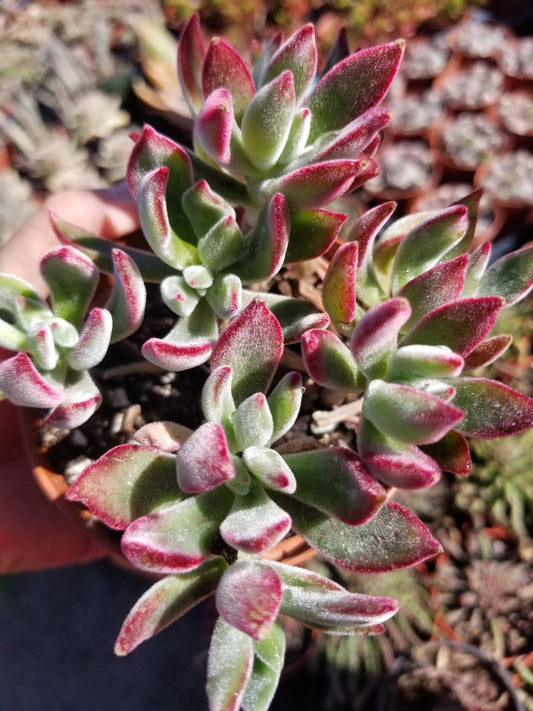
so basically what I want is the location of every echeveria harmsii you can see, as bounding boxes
[303,193,533,489]
[68,300,439,709]
[0,243,145,428]
[3,14,533,711]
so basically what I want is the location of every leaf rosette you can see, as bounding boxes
[303,192,533,489]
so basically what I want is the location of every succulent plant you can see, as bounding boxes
[0,244,145,428]
[2,14,533,711]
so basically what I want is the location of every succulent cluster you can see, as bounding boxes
[2,15,533,711]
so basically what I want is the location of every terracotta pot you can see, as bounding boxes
[21,409,125,557]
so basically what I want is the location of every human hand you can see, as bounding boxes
[0,185,139,572]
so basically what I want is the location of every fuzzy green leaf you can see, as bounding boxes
[121,487,233,574]
[276,498,441,573]
[206,617,254,711]
[282,447,386,525]
[66,444,183,529]
[305,40,404,143]
[115,559,227,656]
[216,560,283,640]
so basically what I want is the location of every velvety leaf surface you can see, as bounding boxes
[232,393,274,451]
[195,88,235,166]
[176,421,236,492]
[305,40,405,142]
[198,214,245,272]
[202,37,255,122]
[262,158,377,210]
[106,249,146,342]
[401,297,503,357]
[282,447,386,525]
[358,416,442,489]
[241,71,295,171]
[451,377,533,437]
[232,194,290,283]
[142,298,217,371]
[391,205,469,293]
[386,345,464,381]
[363,379,463,445]
[462,241,491,297]
[313,107,391,162]
[350,298,411,379]
[206,273,242,319]
[177,13,206,114]
[201,365,236,442]
[44,372,102,429]
[115,559,227,656]
[284,208,346,264]
[131,421,194,452]
[421,430,472,476]
[68,307,112,370]
[66,444,183,528]
[242,622,285,711]
[39,246,98,329]
[322,241,358,326]
[351,201,396,307]
[463,334,512,370]
[398,254,469,329]
[261,294,330,343]
[128,126,194,239]
[242,447,297,493]
[211,300,283,404]
[280,579,399,630]
[206,617,254,711]
[0,352,62,408]
[51,217,176,282]
[220,480,292,553]
[121,487,233,574]
[446,188,482,257]
[267,371,303,444]
[276,497,441,572]
[301,328,360,392]
[263,24,317,102]
[137,167,198,270]
[216,560,283,640]
[478,245,533,306]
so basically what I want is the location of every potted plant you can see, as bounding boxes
[498,36,533,90]
[431,111,507,176]
[448,14,512,64]
[475,149,533,211]
[496,91,533,146]
[400,35,451,87]
[364,139,437,203]
[2,15,533,711]
[386,88,444,138]
[434,60,504,111]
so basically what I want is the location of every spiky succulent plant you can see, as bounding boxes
[2,14,533,711]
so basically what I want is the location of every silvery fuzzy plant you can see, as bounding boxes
[2,14,533,711]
